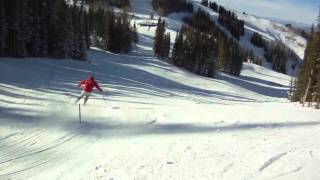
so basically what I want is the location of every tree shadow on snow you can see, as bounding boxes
[0,108,320,138]
[0,49,265,106]
[218,73,288,98]
[0,107,319,138]
[74,120,320,138]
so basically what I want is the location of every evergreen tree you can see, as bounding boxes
[120,10,133,53]
[165,33,171,58]
[26,0,42,56]
[5,0,27,57]
[132,23,139,44]
[265,42,288,74]
[311,29,320,105]
[0,0,7,55]
[87,5,133,54]
[77,0,87,60]
[152,0,193,16]
[217,6,244,40]
[44,0,57,57]
[230,45,243,76]
[18,0,30,57]
[172,28,185,66]
[84,12,91,49]
[251,32,266,48]
[183,9,216,33]
[154,5,245,77]
[102,10,133,53]
[39,0,49,56]
[52,0,67,57]
[216,37,226,69]
[293,23,320,107]
[154,20,170,59]
[0,0,137,59]
[113,16,123,52]
[201,0,208,7]
[106,10,116,51]
[161,32,170,58]
[84,0,130,9]
[154,18,165,57]
[208,2,218,12]
[171,26,216,77]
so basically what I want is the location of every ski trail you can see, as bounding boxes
[0,135,89,179]
[0,133,77,165]
[0,133,19,142]
[270,166,303,179]
[259,152,287,172]
[0,130,45,150]
[146,120,157,125]
[0,131,47,159]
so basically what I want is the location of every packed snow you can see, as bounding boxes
[0,0,319,180]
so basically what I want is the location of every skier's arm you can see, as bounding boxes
[78,80,85,87]
[94,82,103,92]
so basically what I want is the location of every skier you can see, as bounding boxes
[75,76,103,105]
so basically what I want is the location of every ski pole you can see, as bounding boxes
[79,104,82,124]
[102,91,108,106]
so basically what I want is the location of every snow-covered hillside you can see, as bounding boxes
[133,0,307,75]
[0,0,319,179]
[237,13,306,59]
[192,1,306,73]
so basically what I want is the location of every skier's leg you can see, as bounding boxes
[75,91,85,104]
[84,93,90,105]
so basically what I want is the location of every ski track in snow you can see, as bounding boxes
[270,166,303,179]
[259,152,287,172]
[0,129,85,178]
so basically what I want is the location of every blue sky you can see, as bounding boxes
[210,0,319,24]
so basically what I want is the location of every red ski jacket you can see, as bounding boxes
[78,76,102,93]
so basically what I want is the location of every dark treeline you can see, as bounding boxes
[83,0,130,9]
[251,32,267,48]
[251,27,296,75]
[88,5,136,53]
[183,9,216,33]
[246,50,263,66]
[152,0,193,16]
[208,1,218,12]
[183,9,246,76]
[0,0,89,60]
[0,0,137,61]
[154,9,246,77]
[217,6,245,40]
[292,24,320,108]
[201,0,296,74]
[264,42,292,74]
[201,0,245,40]
[171,26,216,77]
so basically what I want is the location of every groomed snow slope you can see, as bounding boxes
[0,0,320,179]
